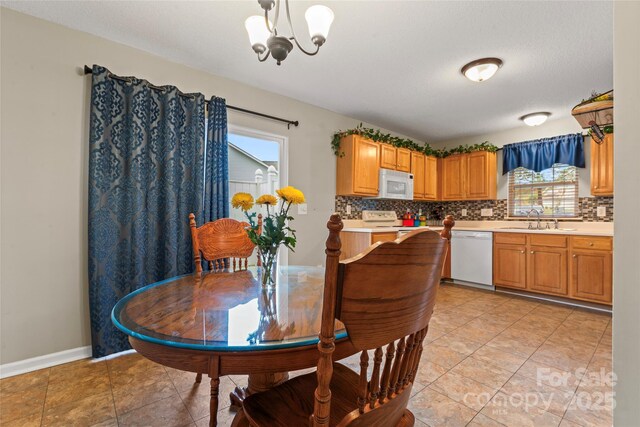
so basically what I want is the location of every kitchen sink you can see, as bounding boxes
[499,226,576,231]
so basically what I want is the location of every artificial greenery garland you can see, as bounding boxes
[331,124,498,158]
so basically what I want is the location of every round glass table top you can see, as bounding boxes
[111,266,346,351]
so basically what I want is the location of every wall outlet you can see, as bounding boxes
[346,204,352,215]
[481,208,493,217]
[461,208,468,217]
[298,203,308,215]
[597,206,607,217]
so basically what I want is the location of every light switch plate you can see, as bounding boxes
[346,205,352,215]
[597,206,607,217]
[461,209,468,217]
[481,208,493,217]
[298,203,308,215]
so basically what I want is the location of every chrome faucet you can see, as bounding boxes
[527,209,542,230]
[554,218,559,230]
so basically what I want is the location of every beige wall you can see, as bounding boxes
[612,2,640,424]
[0,8,411,364]
[434,117,591,199]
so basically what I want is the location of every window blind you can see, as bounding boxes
[508,164,579,218]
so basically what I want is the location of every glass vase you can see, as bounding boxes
[259,245,280,288]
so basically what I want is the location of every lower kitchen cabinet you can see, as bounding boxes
[493,244,527,289]
[570,237,613,304]
[528,246,568,295]
[493,233,612,304]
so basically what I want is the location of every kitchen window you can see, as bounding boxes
[508,163,579,218]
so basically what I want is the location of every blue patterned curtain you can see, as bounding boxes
[88,65,206,357]
[203,97,229,222]
[502,133,585,174]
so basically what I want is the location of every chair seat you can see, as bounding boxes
[243,363,360,427]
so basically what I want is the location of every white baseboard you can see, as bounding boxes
[0,346,92,379]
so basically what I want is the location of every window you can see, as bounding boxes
[227,125,288,265]
[508,164,579,218]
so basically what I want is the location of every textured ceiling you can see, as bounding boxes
[2,1,613,141]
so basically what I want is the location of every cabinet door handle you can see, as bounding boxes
[573,254,577,258]
[589,242,594,246]
[530,251,535,254]
[520,250,525,254]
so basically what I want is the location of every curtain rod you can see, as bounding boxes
[83,65,299,129]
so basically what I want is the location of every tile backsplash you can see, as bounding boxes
[335,196,614,222]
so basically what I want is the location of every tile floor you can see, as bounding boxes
[0,284,613,427]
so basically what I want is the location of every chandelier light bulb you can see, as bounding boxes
[521,112,551,126]
[305,5,334,46]
[461,58,503,82]
[245,15,271,53]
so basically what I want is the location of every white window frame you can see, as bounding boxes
[228,124,289,265]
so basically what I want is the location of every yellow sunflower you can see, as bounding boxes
[256,194,278,206]
[231,192,254,211]
[276,186,306,205]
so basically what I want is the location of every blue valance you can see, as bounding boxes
[502,133,585,175]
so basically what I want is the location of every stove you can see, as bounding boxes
[361,210,430,233]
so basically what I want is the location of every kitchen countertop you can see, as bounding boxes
[341,220,613,237]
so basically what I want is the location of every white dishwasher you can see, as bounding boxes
[450,231,494,290]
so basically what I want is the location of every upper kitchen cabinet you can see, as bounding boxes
[336,135,380,196]
[441,154,466,200]
[411,151,426,199]
[424,155,439,200]
[412,153,439,201]
[441,151,497,200]
[396,148,412,172]
[380,144,411,172]
[591,133,614,196]
[466,151,497,199]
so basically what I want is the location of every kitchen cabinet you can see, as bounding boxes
[441,154,465,200]
[411,152,426,199]
[441,152,496,200]
[570,236,613,304]
[336,135,380,196]
[424,156,439,200]
[591,133,614,196]
[380,144,397,170]
[397,148,412,172]
[380,144,411,172]
[493,233,527,289]
[494,244,527,289]
[528,246,568,296]
[466,151,497,200]
[412,154,439,201]
[493,233,612,304]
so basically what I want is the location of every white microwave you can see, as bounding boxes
[376,169,414,200]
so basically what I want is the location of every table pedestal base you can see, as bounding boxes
[229,371,290,409]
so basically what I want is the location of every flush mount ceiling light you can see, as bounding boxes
[520,112,551,126]
[461,57,503,82]
[245,0,334,65]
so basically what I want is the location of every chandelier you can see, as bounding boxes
[244,0,334,65]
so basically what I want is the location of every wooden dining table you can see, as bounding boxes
[111,266,357,426]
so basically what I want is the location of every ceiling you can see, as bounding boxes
[3,1,613,142]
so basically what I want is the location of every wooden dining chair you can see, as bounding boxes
[240,214,455,427]
[188,212,262,384]
[189,213,262,274]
